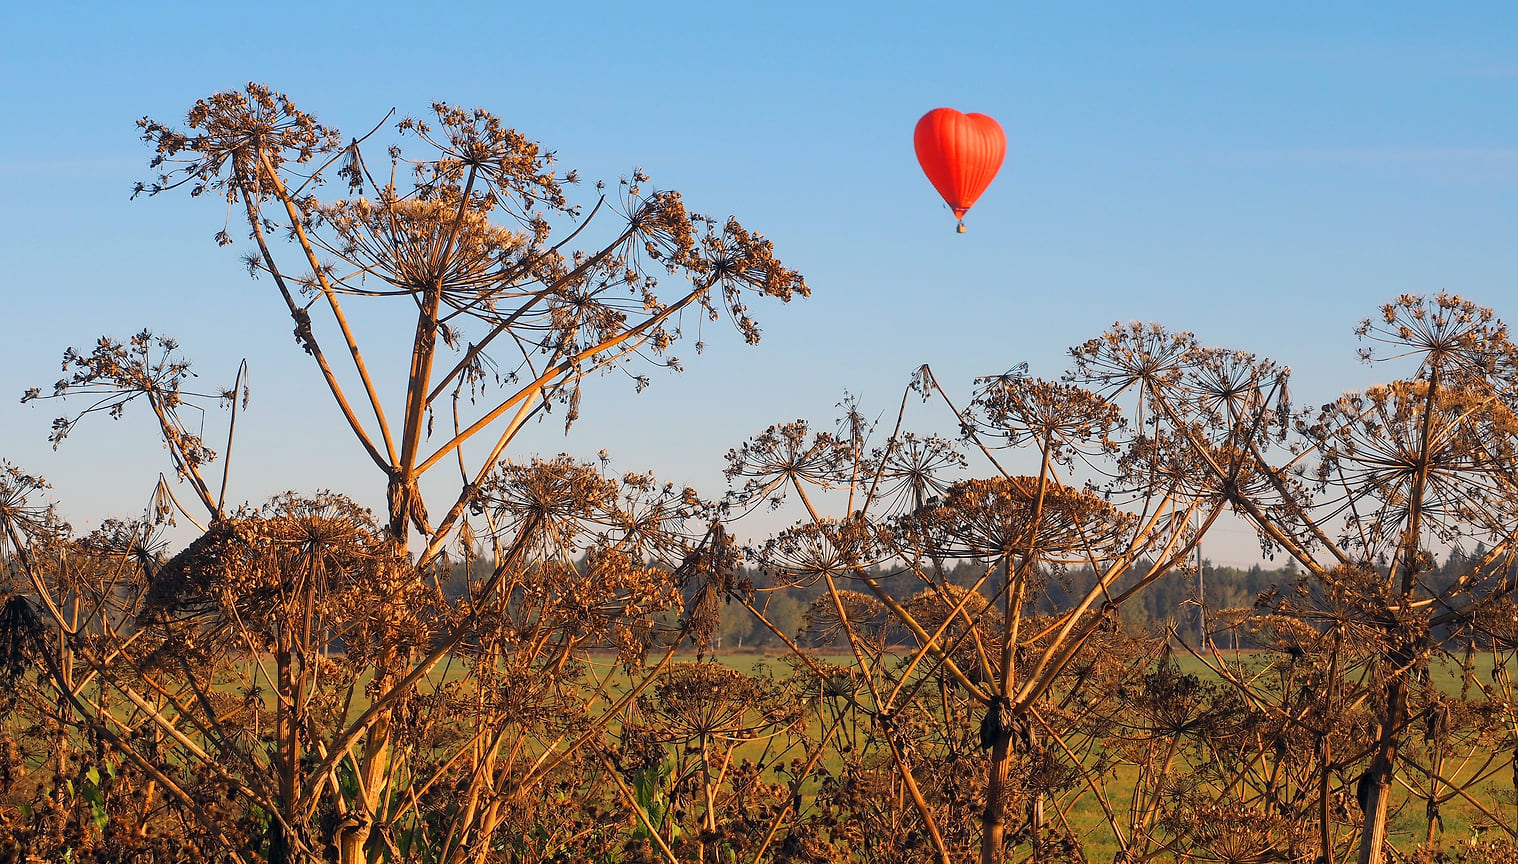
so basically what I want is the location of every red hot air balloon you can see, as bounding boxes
[913,108,1006,233]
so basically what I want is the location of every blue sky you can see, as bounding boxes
[3,3,1515,565]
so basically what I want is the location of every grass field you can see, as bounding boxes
[204,646,1518,858]
[707,648,1518,858]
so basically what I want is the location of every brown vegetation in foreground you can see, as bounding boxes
[5,85,1518,864]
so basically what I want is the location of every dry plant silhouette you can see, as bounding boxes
[5,84,804,864]
[1064,295,1518,864]
[4,83,1518,864]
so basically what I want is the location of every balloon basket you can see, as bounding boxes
[956,221,966,234]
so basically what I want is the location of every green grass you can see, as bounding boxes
[202,647,1518,858]
[712,649,1518,857]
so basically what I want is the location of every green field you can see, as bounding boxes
[708,649,1518,858]
[195,646,1518,858]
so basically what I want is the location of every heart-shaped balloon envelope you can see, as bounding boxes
[914,108,1006,228]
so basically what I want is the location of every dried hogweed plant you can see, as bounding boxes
[9,83,806,864]
[1072,294,1518,864]
[719,361,1216,864]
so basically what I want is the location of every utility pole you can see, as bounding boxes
[1195,512,1205,651]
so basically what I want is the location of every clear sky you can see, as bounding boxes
[3,3,1516,566]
